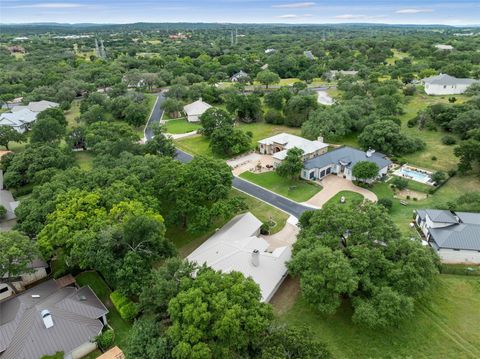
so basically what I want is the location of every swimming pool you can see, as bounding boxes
[394,166,433,185]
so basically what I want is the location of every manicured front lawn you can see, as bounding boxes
[165,119,201,134]
[240,171,321,202]
[167,188,289,257]
[279,274,480,358]
[75,272,132,350]
[325,191,364,207]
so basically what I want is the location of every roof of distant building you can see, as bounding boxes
[259,133,328,158]
[183,98,212,116]
[422,73,479,86]
[303,146,391,170]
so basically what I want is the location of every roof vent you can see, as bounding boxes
[78,295,87,301]
[251,249,260,267]
[31,294,40,298]
[41,309,54,329]
[366,148,375,158]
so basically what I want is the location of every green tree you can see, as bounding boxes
[210,126,252,156]
[276,147,304,180]
[124,102,149,127]
[30,117,66,144]
[200,107,234,137]
[162,98,184,118]
[431,171,446,185]
[352,161,380,182]
[288,202,439,328]
[256,70,281,89]
[144,125,176,157]
[226,94,262,123]
[0,125,26,150]
[0,231,40,294]
[392,177,408,190]
[284,95,317,127]
[167,268,273,358]
[126,317,172,359]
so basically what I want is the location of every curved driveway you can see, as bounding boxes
[147,93,313,219]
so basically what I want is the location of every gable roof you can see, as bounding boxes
[11,101,59,114]
[183,99,212,116]
[303,146,391,171]
[0,109,37,127]
[231,70,249,80]
[187,212,291,302]
[0,279,108,359]
[258,133,328,159]
[425,209,458,224]
[422,73,479,86]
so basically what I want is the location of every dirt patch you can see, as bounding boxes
[396,189,428,200]
[270,276,300,315]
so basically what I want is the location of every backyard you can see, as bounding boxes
[240,171,321,202]
[277,274,480,358]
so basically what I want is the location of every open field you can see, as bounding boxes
[75,271,132,350]
[165,119,201,134]
[278,274,480,359]
[240,171,321,202]
[65,100,81,129]
[386,48,409,65]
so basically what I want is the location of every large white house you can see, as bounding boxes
[187,212,291,302]
[415,209,480,264]
[183,98,212,122]
[258,133,328,164]
[422,73,479,95]
[0,101,59,133]
[301,146,391,182]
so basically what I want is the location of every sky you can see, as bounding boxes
[1,0,479,25]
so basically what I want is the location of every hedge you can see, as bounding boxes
[110,290,139,321]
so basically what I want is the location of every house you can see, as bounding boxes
[435,44,454,50]
[11,100,59,113]
[0,109,37,133]
[304,50,315,60]
[258,133,328,165]
[183,98,212,123]
[415,209,480,264]
[301,146,391,182]
[0,278,108,359]
[324,70,359,80]
[0,259,49,301]
[422,73,479,95]
[187,212,291,302]
[230,70,249,83]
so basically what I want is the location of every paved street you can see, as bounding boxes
[144,92,165,141]
[149,94,314,219]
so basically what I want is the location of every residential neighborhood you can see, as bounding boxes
[0,5,480,359]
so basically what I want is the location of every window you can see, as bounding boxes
[326,167,331,175]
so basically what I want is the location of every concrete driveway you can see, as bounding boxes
[302,175,377,208]
[262,216,299,251]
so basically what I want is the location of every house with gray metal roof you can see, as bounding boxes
[301,146,391,182]
[0,279,108,359]
[230,70,250,83]
[422,73,479,95]
[415,209,480,264]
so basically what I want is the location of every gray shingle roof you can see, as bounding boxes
[425,209,458,224]
[0,279,108,359]
[303,146,391,171]
[422,73,479,86]
[429,224,480,251]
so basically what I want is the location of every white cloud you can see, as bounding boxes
[278,14,299,18]
[334,14,365,19]
[395,8,434,14]
[9,2,85,8]
[272,2,315,8]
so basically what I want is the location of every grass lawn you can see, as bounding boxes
[75,151,94,170]
[75,271,132,351]
[175,121,301,158]
[65,100,81,129]
[167,188,289,256]
[325,190,364,207]
[240,171,321,202]
[386,49,409,65]
[165,119,201,134]
[279,274,480,359]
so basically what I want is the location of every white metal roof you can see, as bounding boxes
[11,100,59,113]
[0,109,37,127]
[187,213,291,302]
[183,99,212,116]
[259,133,328,156]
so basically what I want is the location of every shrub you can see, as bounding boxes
[407,117,418,128]
[441,135,456,145]
[377,198,393,211]
[431,171,446,185]
[392,177,408,190]
[448,169,457,177]
[0,205,6,219]
[96,329,114,350]
[448,97,457,103]
[260,222,270,235]
[264,110,285,125]
[110,290,139,321]
[41,353,64,359]
[431,156,437,161]
[406,195,411,200]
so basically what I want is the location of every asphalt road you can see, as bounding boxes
[144,92,165,141]
[149,93,313,219]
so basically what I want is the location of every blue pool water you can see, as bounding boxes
[398,168,431,182]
